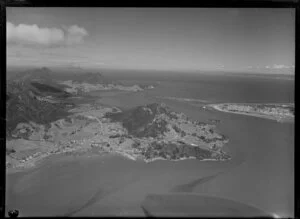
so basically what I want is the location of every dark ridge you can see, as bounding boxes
[143,142,214,160]
[8,67,121,87]
[31,82,65,94]
[106,103,170,138]
[6,148,16,155]
[10,67,54,82]
[134,119,168,138]
[6,83,73,136]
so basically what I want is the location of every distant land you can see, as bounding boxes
[7,65,294,81]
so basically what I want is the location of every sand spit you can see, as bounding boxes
[208,103,294,123]
[157,96,211,103]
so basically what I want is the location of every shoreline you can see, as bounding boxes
[6,146,231,174]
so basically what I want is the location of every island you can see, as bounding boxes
[208,103,294,122]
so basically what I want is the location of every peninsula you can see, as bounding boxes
[6,102,230,172]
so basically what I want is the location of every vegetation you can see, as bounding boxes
[143,141,213,160]
[6,148,16,155]
[31,82,65,94]
[43,133,52,140]
[180,130,186,137]
[64,117,72,123]
[132,141,141,149]
[106,103,169,138]
[172,125,181,133]
[136,120,168,138]
[6,82,72,136]
[109,134,122,138]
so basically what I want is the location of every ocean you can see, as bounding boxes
[6,72,294,217]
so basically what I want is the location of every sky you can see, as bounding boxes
[6,8,295,74]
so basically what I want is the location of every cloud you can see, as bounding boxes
[64,25,88,45]
[264,64,294,69]
[273,64,289,69]
[7,22,88,46]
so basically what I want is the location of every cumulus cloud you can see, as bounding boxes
[65,25,88,45]
[7,22,88,46]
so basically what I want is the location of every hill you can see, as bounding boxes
[106,102,230,161]
[10,67,54,83]
[106,103,171,138]
[7,67,145,95]
[6,81,74,137]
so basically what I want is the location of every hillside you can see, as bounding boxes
[8,67,144,94]
[5,67,145,137]
[106,103,171,138]
[105,102,230,161]
[6,81,73,137]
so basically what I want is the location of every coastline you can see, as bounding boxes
[6,144,231,174]
[144,154,231,163]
